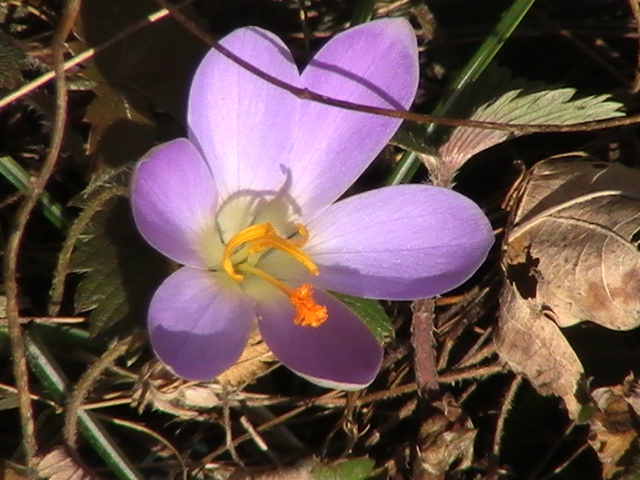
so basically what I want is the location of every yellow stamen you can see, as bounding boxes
[291,223,309,247]
[222,223,318,280]
[239,264,328,328]
[221,222,327,328]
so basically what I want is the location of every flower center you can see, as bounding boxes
[222,223,327,328]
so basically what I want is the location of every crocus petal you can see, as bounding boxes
[188,27,301,198]
[131,138,217,268]
[305,185,494,299]
[148,267,255,381]
[257,288,383,389]
[291,18,419,214]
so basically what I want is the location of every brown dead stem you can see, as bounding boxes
[64,336,134,448]
[153,0,640,135]
[2,0,81,475]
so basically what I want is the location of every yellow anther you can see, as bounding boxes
[222,224,273,281]
[222,222,326,328]
[223,222,318,281]
[291,223,309,247]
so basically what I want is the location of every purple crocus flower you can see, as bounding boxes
[131,18,493,389]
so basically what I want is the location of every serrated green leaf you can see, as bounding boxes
[312,457,375,480]
[76,0,206,176]
[64,170,167,336]
[330,293,393,344]
[388,0,536,186]
[83,67,158,175]
[71,195,167,335]
[435,65,625,181]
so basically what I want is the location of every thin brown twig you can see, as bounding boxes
[1,0,636,134]
[154,0,636,135]
[221,383,243,467]
[0,316,85,325]
[0,0,196,112]
[2,0,81,474]
[64,336,133,448]
[492,375,522,456]
[411,298,439,395]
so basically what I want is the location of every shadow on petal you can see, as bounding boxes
[150,323,249,381]
[147,268,255,381]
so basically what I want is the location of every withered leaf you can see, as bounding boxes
[589,382,640,479]
[37,446,97,480]
[216,329,277,387]
[133,359,276,420]
[497,155,640,418]
[2,464,28,480]
[506,155,640,330]
[496,287,584,417]
[413,394,476,480]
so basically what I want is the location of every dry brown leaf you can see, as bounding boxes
[133,331,276,419]
[623,374,640,415]
[37,446,97,480]
[505,155,640,330]
[413,394,477,480]
[216,329,277,387]
[496,287,583,416]
[589,381,640,479]
[497,154,640,418]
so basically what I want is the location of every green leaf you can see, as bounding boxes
[0,155,71,229]
[83,66,158,174]
[387,0,537,186]
[77,0,205,116]
[312,457,376,480]
[438,69,624,171]
[76,0,206,175]
[391,121,439,157]
[398,64,627,186]
[331,293,393,344]
[62,170,167,335]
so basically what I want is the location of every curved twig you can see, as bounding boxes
[2,0,81,474]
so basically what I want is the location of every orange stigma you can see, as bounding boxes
[290,284,328,327]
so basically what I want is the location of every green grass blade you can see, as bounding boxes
[0,156,71,229]
[25,328,144,480]
[350,0,376,25]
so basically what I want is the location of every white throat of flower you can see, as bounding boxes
[202,192,328,328]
